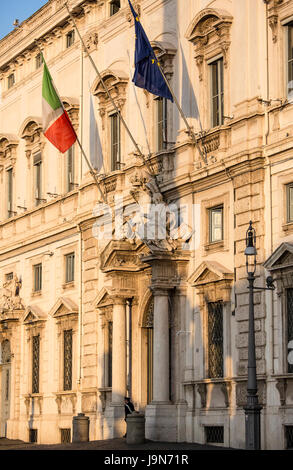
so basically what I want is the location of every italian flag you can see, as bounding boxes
[42,59,76,153]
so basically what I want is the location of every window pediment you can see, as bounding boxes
[189,261,233,304]
[20,117,44,162]
[23,305,46,324]
[61,97,79,131]
[264,242,293,271]
[0,134,18,163]
[49,297,78,318]
[186,8,233,44]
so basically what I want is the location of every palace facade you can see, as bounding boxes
[1,0,293,449]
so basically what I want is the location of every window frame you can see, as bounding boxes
[209,56,224,128]
[207,301,224,379]
[6,167,13,218]
[110,112,121,171]
[66,30,75,48]
[33,152,42,207]
[33,263,42,293]
[65,252,75,284]
[7,73,15,89]
[208,205,224,243]
[109,0,120,16]
[63,329,73,391]
[154,96,168,152]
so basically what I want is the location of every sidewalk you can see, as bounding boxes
[0,437,231,451]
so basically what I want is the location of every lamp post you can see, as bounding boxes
[244,221,262,450]
[243,222,276,449]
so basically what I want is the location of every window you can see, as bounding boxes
[7,73,15,89]
[210,58,224,127]
[110,0,120,16]
[61,428,71,444]
[65,253,75,283]
[67,146,75,192]
[287,183,293,222]
[108,321,113,387]
[63,330,73,391]
[205,426,224,444]
[110,113,120,171]
[29,429,38,443]
[207,301,223,378]
[32,335,40,393]
[209,205,223,243]
[33,263,42,292]
[34,153,42,206]
[7,168,13,218]
[285,426,293,449]
[66,30,75,48]
[5,272,13,281]
[36,53,43,70]
[286,289,293,373]
[155,97,168,151]
[288,23,293,98]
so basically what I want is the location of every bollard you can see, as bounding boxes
[126,412,145,444]
[72,413,90,442]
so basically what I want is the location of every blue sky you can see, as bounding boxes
[0,1,48,39]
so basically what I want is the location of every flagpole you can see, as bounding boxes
[36,40,108,205]
[156,63,207,165]
[64,2,165,199]
[64,2,145,162]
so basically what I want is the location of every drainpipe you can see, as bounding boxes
[263,0,274,377]
[126,298,133,400]
[77,223,83,413]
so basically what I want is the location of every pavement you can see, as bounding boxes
[0,437,231,451]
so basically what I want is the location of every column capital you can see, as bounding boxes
[151,287,170,297]
[111,296,127,306]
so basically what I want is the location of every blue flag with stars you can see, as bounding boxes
[128,0,173,102]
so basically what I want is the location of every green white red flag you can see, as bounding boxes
[42,59,76,153]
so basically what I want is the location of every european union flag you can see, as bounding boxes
[128,0,173,102]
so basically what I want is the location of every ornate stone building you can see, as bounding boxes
[0,0,293,449]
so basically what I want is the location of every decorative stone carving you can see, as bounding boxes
[142,297,154,328]
[126,1,141,23]
[236,379,266,407]
[0,134,18,162]
[220,381,232,407]
[0,275,24,311]
[91,69,128,131]
[83,28,98,52]
[189,261,234,305]
[197,383,207,408]
[276,378,287,406]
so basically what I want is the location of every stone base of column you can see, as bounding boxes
[176,400,188,442]
[145,403,177,442]
[103,404,125,439]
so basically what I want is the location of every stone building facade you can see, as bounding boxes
[0,0,293,449]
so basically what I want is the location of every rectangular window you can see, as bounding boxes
[210,58,224,127]
[7,73,15,89]
[35,53,43,70]
[155,97,168,151]
[29,429,38,443]
[286,289,293,373]
[60,428,71,444]
[5,272,13,281]
[32,335,40,394]
[7,168,13,218]
[287,183,293,222]
[67,146,75,192]
[205,426,224,444]
[288,23,293,98]
[110,0,120,16]
[34,153,42,206]
[33,263,42,292]
[110,113,120,171]
[65,253,75,283]
[207,301,224,378]
[209,205,223,243]
[285,426,293,449]
[63,330,73,391]
[66,30,75,48]
[108,321,113,387]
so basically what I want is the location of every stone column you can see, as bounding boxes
[152,288,170,403]
[111,298,126,404]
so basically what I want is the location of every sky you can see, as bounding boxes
[0,0,48,40]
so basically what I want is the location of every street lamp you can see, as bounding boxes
[243,221,274,450]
